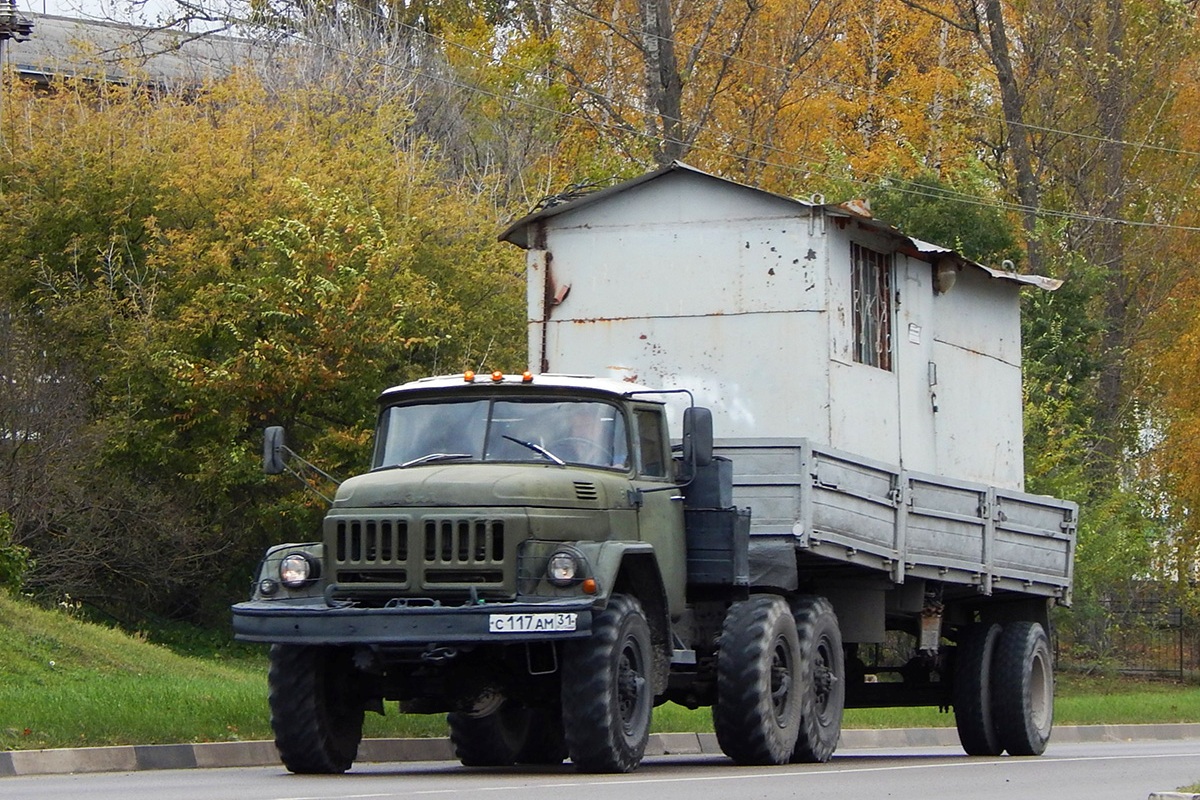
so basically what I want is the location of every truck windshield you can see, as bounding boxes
[373,398,630,471]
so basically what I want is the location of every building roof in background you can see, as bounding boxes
[5,12,258,85]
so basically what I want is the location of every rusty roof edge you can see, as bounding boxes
[823,205,1062,291]
[907,235,1063,291]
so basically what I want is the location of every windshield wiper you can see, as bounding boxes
[502,435,566,466]
[398,452,474,468]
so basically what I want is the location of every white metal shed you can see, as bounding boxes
[501,162,1060,492]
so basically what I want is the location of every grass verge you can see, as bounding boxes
[5,593,1200,751]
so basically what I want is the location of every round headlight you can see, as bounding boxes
[547,551,581,586]
[279,553,317,588]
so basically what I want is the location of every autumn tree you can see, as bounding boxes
[0,63,524,622]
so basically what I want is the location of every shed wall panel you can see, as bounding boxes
[543,223,825,321]
[539,313,831,442]
[930,340,1025,489]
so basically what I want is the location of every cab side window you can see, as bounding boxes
[635,409,667,478]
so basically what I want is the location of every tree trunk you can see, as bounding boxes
[982,0,1043,275]
[1090,0,1129,470]
[640,0,685,164]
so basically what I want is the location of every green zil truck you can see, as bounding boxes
[232,165,1077,774]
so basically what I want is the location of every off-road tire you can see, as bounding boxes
[561,593,653,773]
[448,703,568,767]
[790,595,845,763]
[515,706,568,765]
[268,644,364,774]
[713,595,803,765]
[952,623,1003,756]
[448,703,532,767]
[993,621,1054,756]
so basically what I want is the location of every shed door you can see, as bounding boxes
[893,256,937,475]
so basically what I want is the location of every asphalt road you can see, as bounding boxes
[5,739,1200,800]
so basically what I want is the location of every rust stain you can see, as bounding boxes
[840,198,872,218]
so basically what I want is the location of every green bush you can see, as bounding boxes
[0,513,30,593]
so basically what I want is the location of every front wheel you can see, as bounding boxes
[268,644,365,774]
[993,621,1054,756]
[561,593,654,773]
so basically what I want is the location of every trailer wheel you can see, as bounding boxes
[993,621,1054,756]
[448,702,531,767]
[561,593,653,773]
[952,623,1003,756]
[268,644,364,774]
[790,595,845,764]
[713,595,803,765]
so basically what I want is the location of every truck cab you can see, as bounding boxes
[233,372,705,773]
[240,372,688,619]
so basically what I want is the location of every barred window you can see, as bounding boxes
[851,242,893,371]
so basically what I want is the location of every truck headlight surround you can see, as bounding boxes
[279,553,319,588]
[547,549,585,587]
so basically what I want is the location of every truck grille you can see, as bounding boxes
[331,516,508,590]
[335,519,409,563]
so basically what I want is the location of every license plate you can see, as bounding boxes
[488,612,578,634]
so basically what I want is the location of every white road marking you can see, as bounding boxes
[270,749,1200,800]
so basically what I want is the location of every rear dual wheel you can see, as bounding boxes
[713,594,844,766]
[993,622,1054,755]
[953,621,1053,757]
[791,595,845,764]
[449,703,567,767]
[713,595,804,765]
[953,623,1002,756]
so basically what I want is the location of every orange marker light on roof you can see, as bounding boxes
[463,370,475,382]
[491,370,504,382]
[522,371,534,383]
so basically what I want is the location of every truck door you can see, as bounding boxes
[631,406,686,617]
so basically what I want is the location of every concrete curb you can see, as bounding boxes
[5,724,1200,778]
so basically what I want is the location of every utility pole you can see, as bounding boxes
[0,0,33,50]
[0,0,33,145]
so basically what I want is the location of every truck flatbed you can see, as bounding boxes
[721,438,1075,602]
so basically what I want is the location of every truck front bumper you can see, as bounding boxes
[231,597,596,646]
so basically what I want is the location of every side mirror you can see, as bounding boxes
[263,426,287,475]
[682,407,713,468]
